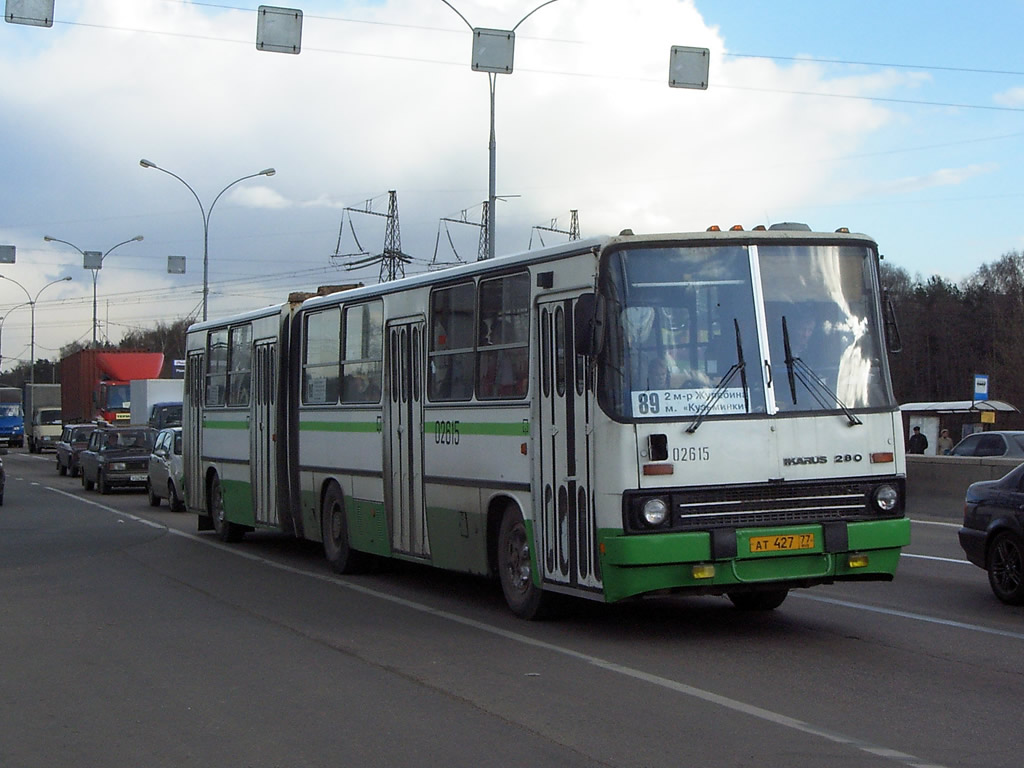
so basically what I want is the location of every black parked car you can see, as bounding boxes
[79,426,155,494]
[959,463,1024,604]
[55,424,97,477]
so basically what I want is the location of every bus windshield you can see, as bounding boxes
[597,241,891,421]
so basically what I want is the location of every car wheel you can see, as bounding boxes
[321,483,372,574]
[58,461,67,476]
[169,482,185,513]
[147,480,161,507]
[497,504,555,620]
[987,531,1024,605]
[83,472,94,491]
[728,589,790,611]
[209,474,244,543]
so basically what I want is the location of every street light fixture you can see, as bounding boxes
[0,274,73,385]
[440,0,561,260]
[139,159,276,321]
[43,235,143,345]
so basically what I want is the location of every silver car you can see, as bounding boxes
[147,427,184,511]
[950,430,1024,458]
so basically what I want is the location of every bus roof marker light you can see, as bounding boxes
[848,554,869,569]
[870,452,894,463]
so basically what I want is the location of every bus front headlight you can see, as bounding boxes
[642,498,670,526]
[872,484,898,513]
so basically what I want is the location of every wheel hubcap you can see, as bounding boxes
[504,524,531,593]
[993,539,1022,593]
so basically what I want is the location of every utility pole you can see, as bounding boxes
[333,191,410,283]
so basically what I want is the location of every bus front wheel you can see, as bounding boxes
[209,474,244,543]
[321,484,371,574]
[497,505,554,620]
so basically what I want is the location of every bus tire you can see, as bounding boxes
[727,589,789,611]
[987,530,1024,605]
[209,473,244,543]
[321,484,371,574]
[497,504,554,620]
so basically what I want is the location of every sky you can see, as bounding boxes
[1,0,1023,372]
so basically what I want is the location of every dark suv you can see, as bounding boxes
[79,426,155,494]
[55,424,97,477]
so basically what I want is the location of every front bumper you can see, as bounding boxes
[598,517,911,603]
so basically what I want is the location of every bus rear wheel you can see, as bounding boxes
[497,505,554,620]
[727,589,789,611]
[209,474,244,543]
[321,484,371,574]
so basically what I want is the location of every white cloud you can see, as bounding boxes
[994,86,1024,107]
[864,163,998,198]
[0,0,928,360]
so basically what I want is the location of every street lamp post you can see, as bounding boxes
[42,235,143,345]
[0,275,73,385]
[139,159,276,321]
[0,301,31,376]
[440,0,560,260]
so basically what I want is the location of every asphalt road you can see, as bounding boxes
[2,450,1020,768]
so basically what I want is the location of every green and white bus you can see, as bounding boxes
[183,224,910,618]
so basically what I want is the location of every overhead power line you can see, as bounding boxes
[44,7,1024,114]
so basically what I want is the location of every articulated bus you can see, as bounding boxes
[183,224,910,618]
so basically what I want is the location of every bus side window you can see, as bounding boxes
[429,282,475,401]
[341,301,383,404]
[477,272,529,399]
[206,329,228,407]
[303,308,341,405]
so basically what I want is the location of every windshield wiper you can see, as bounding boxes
[781,316,861,427]
[687,319,748,434]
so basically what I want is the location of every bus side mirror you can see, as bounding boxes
[574,293,604,357]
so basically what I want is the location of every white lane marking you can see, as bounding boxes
[793,593,1024,641]
[48,486,166,530]
[910,519,961,529]
[43,485,951,768]
[902,553,971,565]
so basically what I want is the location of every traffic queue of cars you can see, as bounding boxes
[51,423,184,509]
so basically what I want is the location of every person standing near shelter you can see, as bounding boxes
[936,428,954,455]
[907,426,928,454]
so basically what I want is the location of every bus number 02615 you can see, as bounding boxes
[435,420,460,445]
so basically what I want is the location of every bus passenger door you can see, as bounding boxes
[385,320,429,558]
[537,297,599,591]
[185,350,204,512]
[251,340,278,528]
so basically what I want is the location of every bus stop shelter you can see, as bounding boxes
[900,400,1020,450]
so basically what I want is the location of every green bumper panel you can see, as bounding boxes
[598,517,911,604]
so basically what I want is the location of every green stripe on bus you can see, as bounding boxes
[300,421,380,433]
[203,420,249,430]
[423,421,530,437]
